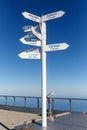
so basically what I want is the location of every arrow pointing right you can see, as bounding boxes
[41,10,65,22]
[43,43,69,52]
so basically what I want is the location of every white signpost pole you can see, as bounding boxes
[41,21,47,127]
[18,10,69,128]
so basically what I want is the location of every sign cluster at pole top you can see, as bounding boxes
[18,10,69,59]
[22,10,65,23]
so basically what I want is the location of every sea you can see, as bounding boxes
[0,96,87,112]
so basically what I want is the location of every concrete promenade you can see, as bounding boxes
[0,108,69,130]
[15,113,87,130]
[0,109,87,130]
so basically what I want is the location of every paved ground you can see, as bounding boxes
[15,113,87,130]
[0,107,67,130]
[0,109,40,129]
[0,109,87,130]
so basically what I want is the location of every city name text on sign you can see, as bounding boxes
[22,12,40,23]
[18,49,40,59]
[20,36,41,46]
[43,43,69,52]
[41,11,65,22]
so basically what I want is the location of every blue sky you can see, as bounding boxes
[0,0,87,97]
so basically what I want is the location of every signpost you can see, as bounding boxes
[18,10,69,127]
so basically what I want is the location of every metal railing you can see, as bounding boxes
[0,95,41,113]
[53,97,87,112]
[0,95,87,113]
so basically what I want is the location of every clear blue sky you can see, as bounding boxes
[0,0,87,97]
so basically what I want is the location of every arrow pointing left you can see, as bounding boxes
[18,48,41,59]
[20,35,41,46]
[22,12,40,23]
[22,25,38,32]
[31,26,41,40]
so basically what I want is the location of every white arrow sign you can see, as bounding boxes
[20,36,41,46]
[22,12,40,23]
[22,25,38,32]
[31,27,41,40]
[18,49,40,59]
[22,25,33,32]
[43,43,69,52]
[41,10,65,22]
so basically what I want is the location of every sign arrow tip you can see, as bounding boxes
[65,43,69,49]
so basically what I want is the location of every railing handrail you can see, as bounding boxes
[0,95,41,98]
[53,97,87,101]
[0,95,87,100]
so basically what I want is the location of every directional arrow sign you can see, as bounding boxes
[31,27,41,40]
[22,12,40,23]
[20,36,41,46]
[22,25,33,32]
[22,25,38,32]
[43,43,69,52]
[18,49,40,59]
[41,10,65,22]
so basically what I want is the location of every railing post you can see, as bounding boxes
[24,97,26,112]
[69,99,72,113]
[37,98,39,108]
[13,96,15,106]
[5,96,7,109]
[52,98,54,110]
